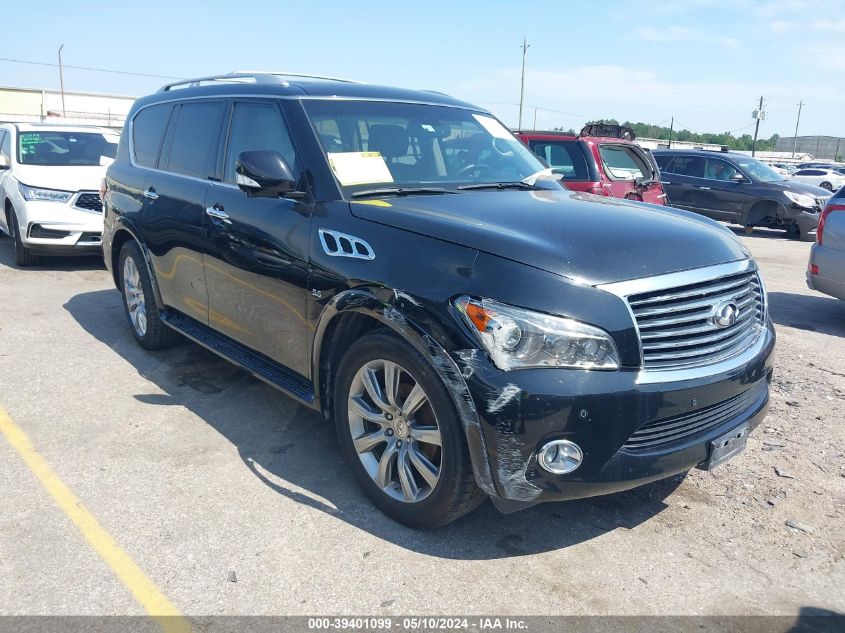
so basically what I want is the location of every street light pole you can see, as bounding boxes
[58,44,67,118]
[791,100,803,159]
[518,37,530,130]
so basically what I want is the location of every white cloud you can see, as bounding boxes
[634,25,737,48]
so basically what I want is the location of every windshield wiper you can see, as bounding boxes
[351,187,456,198]
[457,181,539,191]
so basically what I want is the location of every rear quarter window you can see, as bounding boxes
[132,104,173,168]
[528,140,590,180]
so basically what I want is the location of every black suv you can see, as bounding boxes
[653,149,829,239]
[103,73,775,527]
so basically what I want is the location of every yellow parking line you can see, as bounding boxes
[0,406,192,633]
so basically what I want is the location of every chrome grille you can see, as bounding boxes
[72,191,103,213]
[628,269,764,370]
[623,384,763,451]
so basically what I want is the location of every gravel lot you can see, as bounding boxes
[0,227,843,620]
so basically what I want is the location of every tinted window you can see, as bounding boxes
[664,155,704,178]
[17,131,118,166]
[224,102,298,184]
[703,158,741,181]
[598,144,650,180]
[528,140,590,180]
[653,153,673,169]
[132,104,172,168]
[161,101,225,179]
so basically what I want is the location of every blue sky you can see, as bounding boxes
[3,0,844,137]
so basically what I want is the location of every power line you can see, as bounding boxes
[0,56,182,80]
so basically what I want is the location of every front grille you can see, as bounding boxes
[29,224,70,239]
[628,269,764,370]
[73,192,103,213]
[816,196,830,210]
[623,385,762,451]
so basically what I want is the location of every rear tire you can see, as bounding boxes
[119,241,179,350]
[8,207,40,267]
[333,330,484,528]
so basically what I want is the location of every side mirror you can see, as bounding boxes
[235,150,298,198]
[0,155,9,170]
[730,173,747,183]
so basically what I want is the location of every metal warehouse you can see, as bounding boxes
[0,85,135,129]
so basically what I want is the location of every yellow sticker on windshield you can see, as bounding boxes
[327,151,394,186]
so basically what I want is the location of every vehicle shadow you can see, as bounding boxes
[0,238,105,271]
[728,226,793,241]
[64,289,685,560]
[768,291,845,337]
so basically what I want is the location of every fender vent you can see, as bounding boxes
[318,229,375,260]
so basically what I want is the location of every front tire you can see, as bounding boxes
[333,330,484,528]
[8,207,40,267]
[119,241,179,350]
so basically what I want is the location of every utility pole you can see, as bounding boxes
[518,37,530,130]
[58,44,66,118]
[751,95,764,157]
[533,106,538,130]
[791,100,803,159]
[667,116,674,148]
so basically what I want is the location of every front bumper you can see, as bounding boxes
[17,200,103,254]
[794,208,820,238]
[454,322,776,504]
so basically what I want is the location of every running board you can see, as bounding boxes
[161,309,316,405]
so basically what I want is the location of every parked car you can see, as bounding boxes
[807,186,845,300]
[790,168,845,191]
[515,125,667,205]
[653,149,829,239]
[103,72,775,527]
[0,123,119,266]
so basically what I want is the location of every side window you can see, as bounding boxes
[667,156,704,178]
[653,154,673,170]
[703,159,740,181]
[223,101,299,184]
[0,131,10,165]
[598,144,650,181]
[528,141,589,180]
[160,101,225,179]
[132,104,172,168]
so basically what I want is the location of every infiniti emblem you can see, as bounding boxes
[713,301,740,328]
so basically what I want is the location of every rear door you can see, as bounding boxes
[526,139,594,192]
[596,143,663,203]
[659,154,708,213]
[140,99,226,324]
[202,99,312,377]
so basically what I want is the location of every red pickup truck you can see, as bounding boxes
[515,124,667,205]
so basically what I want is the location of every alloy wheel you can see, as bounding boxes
[347,359,443,502]
[123,256,147,337]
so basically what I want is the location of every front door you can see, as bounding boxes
[202,99,312,378]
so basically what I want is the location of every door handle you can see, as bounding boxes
[698,186,711,190]
[143,187,159,200]
[205,205,231,224]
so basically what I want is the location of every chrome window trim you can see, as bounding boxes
[598,258,768,383]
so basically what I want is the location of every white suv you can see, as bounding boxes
[0,123,120,266]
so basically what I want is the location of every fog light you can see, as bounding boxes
[538,440,583,474]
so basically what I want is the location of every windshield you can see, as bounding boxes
[734,157,785,183]
[303,100,546,195]
[17,131,119,167]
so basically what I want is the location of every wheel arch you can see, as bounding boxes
[744,199,785,226]
[312,288,498,497]
[109,224,165,310]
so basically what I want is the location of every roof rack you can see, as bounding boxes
[158,71,362,92]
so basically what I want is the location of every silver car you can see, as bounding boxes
[807,187,845,300]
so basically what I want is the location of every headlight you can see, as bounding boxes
[784,190,816,209]
[454,296,620,370]
[18,182,73,203]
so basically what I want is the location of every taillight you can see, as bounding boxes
[817,203,845,245]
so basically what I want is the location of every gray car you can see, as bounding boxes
[807,186,845,300]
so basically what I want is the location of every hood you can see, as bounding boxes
[351,189,749,286]
[12,163,107,193]
[773,179,831,198]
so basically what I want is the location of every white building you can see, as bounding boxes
[0,85,136,129]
